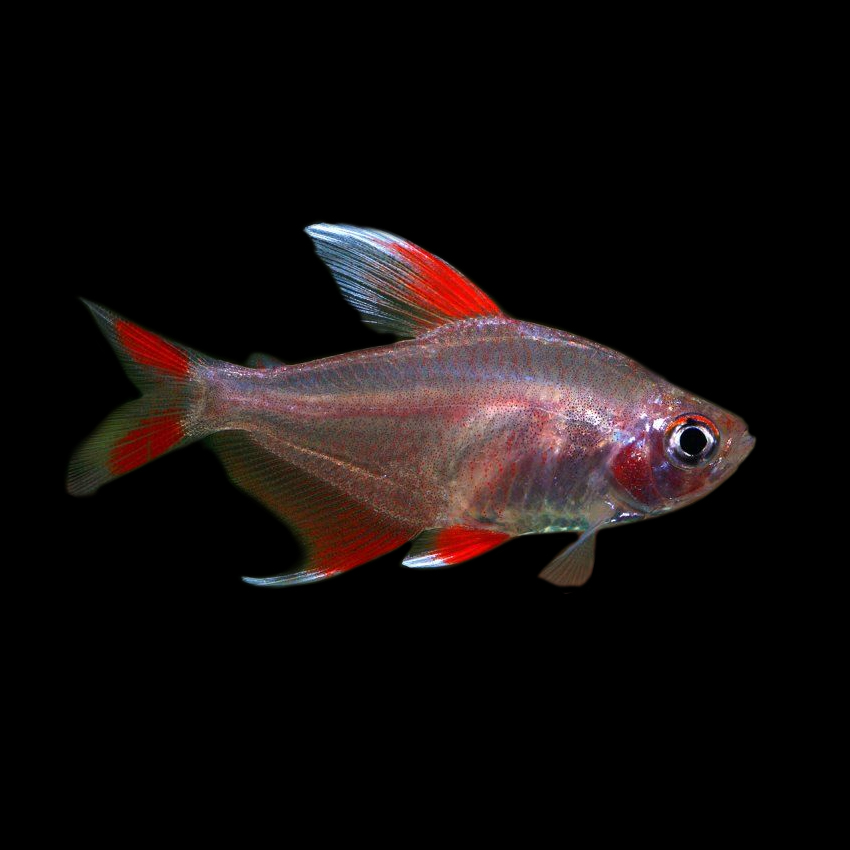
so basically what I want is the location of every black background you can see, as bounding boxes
[45,78,770,683]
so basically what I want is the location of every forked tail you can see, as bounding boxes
[67,300,213,496]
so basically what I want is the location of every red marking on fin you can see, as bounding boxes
[390,242,501,322]
[305,225,504,337]
[211,432,418,586]
[116,319,189,377]
[109,415,183,475]
[404,527,511,568]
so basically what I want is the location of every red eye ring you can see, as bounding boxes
[665,414,720,468]
[667,414,719,436]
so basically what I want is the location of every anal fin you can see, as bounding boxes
[210,431,416,586]
[403,527,511,568]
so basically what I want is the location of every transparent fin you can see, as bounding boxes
[210,431,417,586]
[403,527,511,568]
[306,223,503,338]
[246,352,285,369]
[537,532,597,588]
[67,300,212,496]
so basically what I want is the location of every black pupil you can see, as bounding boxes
[680,426,708,456]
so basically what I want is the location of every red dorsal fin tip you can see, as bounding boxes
[306,224,503,338]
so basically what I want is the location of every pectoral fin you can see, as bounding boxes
[538,532,597,588]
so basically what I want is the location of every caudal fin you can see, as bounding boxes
[67,301,212,496]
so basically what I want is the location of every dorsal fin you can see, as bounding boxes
[306,224,503,338]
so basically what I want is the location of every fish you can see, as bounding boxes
[67,224,755,589]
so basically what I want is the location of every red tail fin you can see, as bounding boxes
[67,301,211,496]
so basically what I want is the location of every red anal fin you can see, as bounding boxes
[210,432,417,587]
[116,319,190,377]
[402,527,511,568]
[306,224,503,338]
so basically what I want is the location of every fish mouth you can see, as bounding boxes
[708,430,755,485]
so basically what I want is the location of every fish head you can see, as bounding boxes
[608,390,755,516]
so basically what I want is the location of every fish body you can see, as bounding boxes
[68,225,754,588]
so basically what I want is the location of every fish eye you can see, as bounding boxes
[666,415,719,468]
